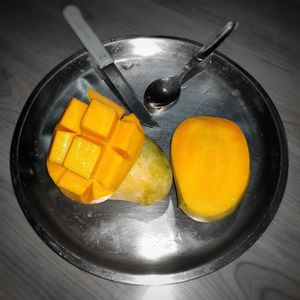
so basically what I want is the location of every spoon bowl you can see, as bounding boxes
[144,77,181,113]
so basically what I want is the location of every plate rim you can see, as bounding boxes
[10,35,289,285]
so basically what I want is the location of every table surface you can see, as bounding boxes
[1,0,299,299]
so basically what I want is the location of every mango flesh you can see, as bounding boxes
[47,92,145,204]
[171,116,250,222]
[111,136,173,205]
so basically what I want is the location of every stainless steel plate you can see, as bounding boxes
[10,36,288,285]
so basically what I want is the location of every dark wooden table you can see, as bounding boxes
[1,0,299,299]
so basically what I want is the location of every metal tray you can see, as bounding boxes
[10,36,288,285]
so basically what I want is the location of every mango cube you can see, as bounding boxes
[111,120,144,160]
[63,136,102,180]
[81,100,118,142]
[46,161,65,183]
[48,131,75,164]
[57,171,92,202]
[92,181,113,200]
[122,113,144,133]
[94,147,131,190]
[56,98,88,133]
[88,87,125,118]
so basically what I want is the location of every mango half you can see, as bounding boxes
[47,89,172,205]
[171,116,250,222]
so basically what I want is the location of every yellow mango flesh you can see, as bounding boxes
[57,171,92,203]
[48,131,75,164]
[87,87,125,118]
[56,99,87,133]
[171,116,250,222]
[47,92,144,204]
[47,162,65,183]
[63,136,102,180]
[81,99,118,142]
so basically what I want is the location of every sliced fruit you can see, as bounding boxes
[171,116,250,222]
[47,92,144,204]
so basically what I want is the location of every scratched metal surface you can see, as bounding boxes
[10,37,287,285]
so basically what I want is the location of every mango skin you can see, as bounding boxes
[110,136,173,205]
[171,116,250,222]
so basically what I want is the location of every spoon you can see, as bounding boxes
[144,21,238,113]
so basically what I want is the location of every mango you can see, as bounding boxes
[171,116,250,222]
[47,94,144,204]
[47,89,172,205]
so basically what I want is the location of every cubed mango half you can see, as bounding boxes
[47,89,145,204]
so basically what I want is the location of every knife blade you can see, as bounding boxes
[63,5,158,128]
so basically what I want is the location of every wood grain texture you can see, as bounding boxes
[0,0,299,299]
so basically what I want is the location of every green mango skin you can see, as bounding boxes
[110,136,172,205]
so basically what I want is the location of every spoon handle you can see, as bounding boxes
[175,21,238,82]
[197,21,238,59]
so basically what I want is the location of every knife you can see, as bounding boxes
[63,5,158,128]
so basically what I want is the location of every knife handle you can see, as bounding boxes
[63,5,114,69]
